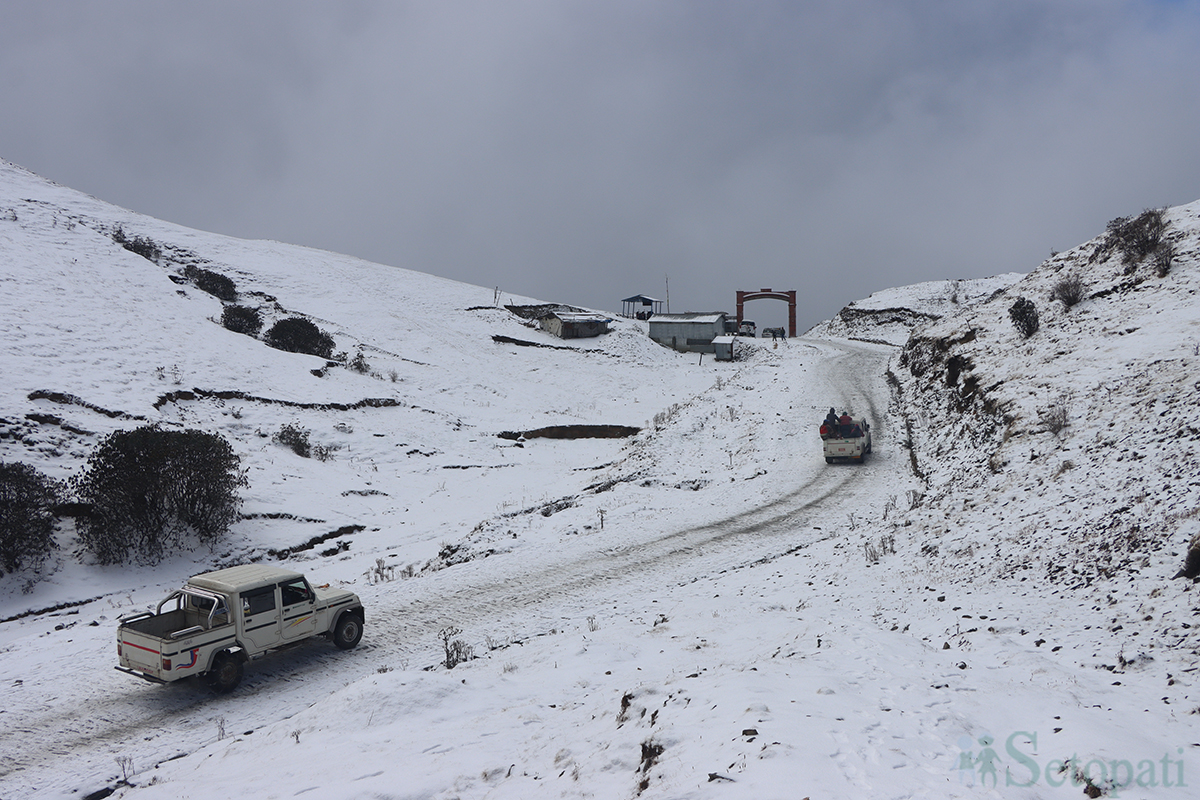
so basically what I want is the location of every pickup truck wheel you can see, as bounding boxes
[207,652,243,693]
[333,613,363,650]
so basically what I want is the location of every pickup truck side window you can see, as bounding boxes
[186,594,231,628]
[280,579,313,606]
[242,586,277,616]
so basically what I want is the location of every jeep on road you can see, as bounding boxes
[116,564,364,692]
[821,414,872,463]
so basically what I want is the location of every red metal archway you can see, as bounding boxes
[736,288,797,338]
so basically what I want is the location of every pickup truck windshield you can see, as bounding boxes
[280,578,313,605]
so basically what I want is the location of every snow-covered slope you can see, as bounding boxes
[806,273,1023,346]
[892,202,1200,582]
[0,156,704,577]
[3,159,1200,800]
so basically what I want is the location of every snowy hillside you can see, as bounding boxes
[806,273,1023,346]
[2,159,1200,800]
[892,202,1200,581]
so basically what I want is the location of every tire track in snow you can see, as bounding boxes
[365,339,899,652]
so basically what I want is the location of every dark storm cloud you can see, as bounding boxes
[2,1,1199,331]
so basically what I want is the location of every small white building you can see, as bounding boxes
[648,312,728,354]
[712,335,736,361]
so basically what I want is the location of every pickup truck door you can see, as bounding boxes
[240,585,282,651]
[279,578,318,641]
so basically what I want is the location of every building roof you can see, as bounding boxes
[649,312,726,323]
[550,312,612,323]
[622,294,662,303]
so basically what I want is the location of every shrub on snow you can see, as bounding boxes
[111,225,162,263]
[265,317,335,359]
[183,265,238,301]
[1107,208,1169,274]
[0,462,63,576]
[221,304,263,336]
[1050,274,1085,309]
[71,427,244,565]
[1008,297,1039,338]
[273,423,312,458]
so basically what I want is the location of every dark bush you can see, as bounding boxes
[183,265,237,301]
[1008,297,1039,338]
[221,305,263,336]
[1153,242,1175,277]
[273,423,312,458]
[272,424,336,461]
[1040,403,1069,435]
[111,225,162,263]
[71,427,244,565]
[1107,208,1167,270]
[1172,532,1200,579]
[265,317,335,359]
[1050,274,1085,308]
[347,349,371,374]
[0,462,63,575]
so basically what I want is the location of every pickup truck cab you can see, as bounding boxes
[116,564,364,692]
[821,416,872,463]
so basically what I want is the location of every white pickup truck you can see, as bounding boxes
[116,564,364,692]
[821,415,872,463]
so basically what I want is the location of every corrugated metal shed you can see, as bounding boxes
[713,335,736,361]
[648,312,728,353]
[539,311,611,339]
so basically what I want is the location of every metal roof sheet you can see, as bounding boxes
[551,312,612,323]
[649,312,725,323]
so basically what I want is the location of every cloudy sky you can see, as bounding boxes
[3,1,1199,330]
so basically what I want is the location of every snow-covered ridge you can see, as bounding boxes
[807,273,1023,345]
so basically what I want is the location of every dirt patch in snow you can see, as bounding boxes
[498,425,640,441]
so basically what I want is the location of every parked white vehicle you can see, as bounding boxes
[116,564,364,692]
[821,415,872,463]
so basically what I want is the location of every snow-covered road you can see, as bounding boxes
[3,336,915,798]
